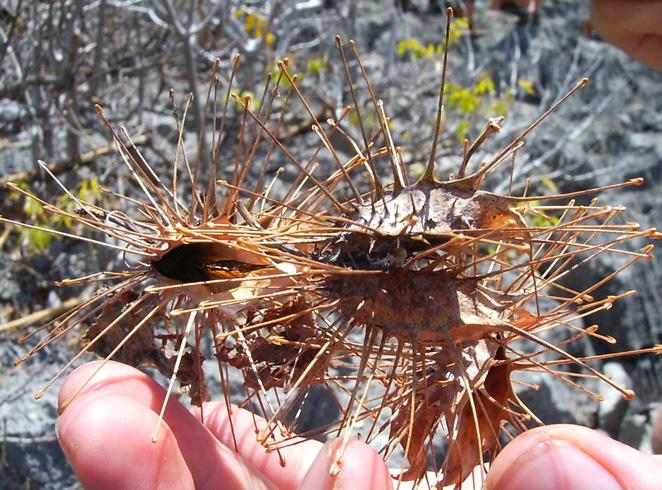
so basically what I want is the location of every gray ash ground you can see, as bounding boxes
[1,1,661,487]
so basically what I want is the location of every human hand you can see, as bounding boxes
[590,0,662,70]
[485,424,662,489]
[56,361,662,489]
[55,360,392,490]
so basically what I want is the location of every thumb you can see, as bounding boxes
[486,424,662,490]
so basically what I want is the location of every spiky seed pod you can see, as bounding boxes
[4,8,661,488]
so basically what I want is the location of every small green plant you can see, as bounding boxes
[8,178,102,255]
[233,91,261,112]
[266,54,327,88]
[517,78,537,96]
[268,56,296,88]
[521,199,562,228]
[446,72,514,141]
[397,24,513,143]
[233,7,276,47]
[396,37,435,60]
[396,17,469,60]
[306,57,327,76]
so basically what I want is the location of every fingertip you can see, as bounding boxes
[57,363,274,490]
[589,0,662,71]
[58,360,156,413]
[58,360,101,411]
[57,392,194,490]
[486,424,662,490]
[486,432,622,490]
[299,438,392,490]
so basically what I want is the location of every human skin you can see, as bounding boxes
[590,0,662,70]
[56,361,662,489]
[467,1,662,70]
[56,361,391,490]
[485,425,662,490]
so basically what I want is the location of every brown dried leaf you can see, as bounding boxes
[442,347,515,486]
[218,299,332,390]
[85,288,209,405]
[350,181,526,241]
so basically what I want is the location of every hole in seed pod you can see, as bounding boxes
[152,243,265,284]
[152,243,212,283]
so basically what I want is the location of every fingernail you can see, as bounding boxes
[500,439,624,490]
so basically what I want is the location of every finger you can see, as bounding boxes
[486,424,662,490]
[299,438,393,490]
[652,406,662,454]
[58,361,274,490]
[623,33,662,71]
[591,0,662,36]
[599,31,662,71]
[193,401,324,490]
[57,392,195,490]
[590,0,662,70]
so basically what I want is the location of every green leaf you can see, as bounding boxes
[448,18,468,45]
[410,162,426,179]
[233,90,261,112]
[448,88,479,114]
[539,175,559,194]
[20,228,53,254]
[306,57,327,75]
[474,72,496,96]
[455,119,471,142]
[487,99,510,117]
[517,79,536,96]
[23,198,44,220]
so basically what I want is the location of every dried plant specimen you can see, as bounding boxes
[3,8,661,489]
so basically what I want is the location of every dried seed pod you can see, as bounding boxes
[3,8,661,489]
